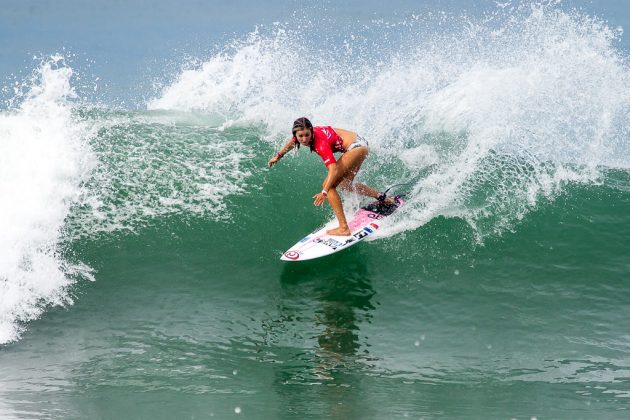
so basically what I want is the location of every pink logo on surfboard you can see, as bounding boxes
[284,251,300,260]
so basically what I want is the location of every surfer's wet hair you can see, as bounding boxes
[292,117,314,151]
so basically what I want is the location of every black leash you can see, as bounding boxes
[378,181,415,201]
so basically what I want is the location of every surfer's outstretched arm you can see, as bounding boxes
[268,139,297,167]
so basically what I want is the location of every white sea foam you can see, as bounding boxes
[148,2,630,239]
[66,112,255,237]
[0,56,95,344]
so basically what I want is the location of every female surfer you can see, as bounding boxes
[268,117,391,236]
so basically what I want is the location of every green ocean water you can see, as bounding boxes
[3,2,630,419]
[3,111,630,419]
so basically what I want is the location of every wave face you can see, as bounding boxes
[149,3,630,240]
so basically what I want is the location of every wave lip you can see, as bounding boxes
[0,56,95,344]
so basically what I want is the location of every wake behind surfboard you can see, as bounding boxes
[281,197,404,261]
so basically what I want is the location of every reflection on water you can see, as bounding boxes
[280,256,376,367]
[313,272,376,377]
[267,254,378,418]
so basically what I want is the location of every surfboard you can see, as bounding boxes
[280,197,404,261]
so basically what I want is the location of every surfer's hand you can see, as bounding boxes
[268,156,279,167]
[313,192,327,206]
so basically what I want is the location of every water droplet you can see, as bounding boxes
[235,407,241,414]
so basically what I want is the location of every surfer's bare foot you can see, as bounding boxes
[327,226,351,236]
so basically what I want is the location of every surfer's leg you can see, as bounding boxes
[339,180,380,198]
[333,147,368,186]
[334,147,382,198]
[325,187,351,236]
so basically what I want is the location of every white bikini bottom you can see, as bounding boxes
[346,135,369,151]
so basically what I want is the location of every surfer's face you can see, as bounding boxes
[294,128,312,145]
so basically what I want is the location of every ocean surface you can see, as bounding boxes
[2,1,630,418]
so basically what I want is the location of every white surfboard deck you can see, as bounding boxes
[281,198,404,261]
